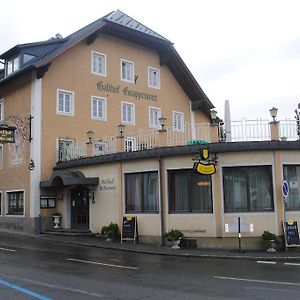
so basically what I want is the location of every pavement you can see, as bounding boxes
[27,232,300,262]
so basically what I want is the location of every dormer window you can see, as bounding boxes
[5,56,20,76]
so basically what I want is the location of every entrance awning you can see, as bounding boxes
[40,170,99,188]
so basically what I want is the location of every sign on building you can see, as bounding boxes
[0,124,16,144]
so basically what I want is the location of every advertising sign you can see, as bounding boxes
[0,125,16,144]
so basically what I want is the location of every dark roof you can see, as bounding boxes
[0,10,214,114]
[40,170,99,188]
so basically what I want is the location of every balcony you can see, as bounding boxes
[57,119,299,163]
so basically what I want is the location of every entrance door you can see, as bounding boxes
[71,187,89,230]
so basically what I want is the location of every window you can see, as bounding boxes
[7,191,24,215]
[121,59,134,82]
[23,54,35,64]
[121,102,135,124]
[283,165,300,210]
[148,67,160,89]
[173,111,184,131]
[0,99,4,121]
[57,89,74,116]
[0,145,3,169]
[223,166,274,212]
[149,107,161,128]
[168,169,212,213]
[91,96,106,121]
[57,139,74,162]
[40,196,56,209]
[125,172,159,213]
[125,137,136,152]
[5,56,19,76]
[91,51,106,76]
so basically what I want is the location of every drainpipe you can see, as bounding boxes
[158,157,165,246]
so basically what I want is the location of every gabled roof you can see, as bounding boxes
[0,10,214,114]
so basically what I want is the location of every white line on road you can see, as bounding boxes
[67,258,138,270]
[256,260,276,264]
[214,276,300,286]
[284,262,300,266]
[0,247,16,252]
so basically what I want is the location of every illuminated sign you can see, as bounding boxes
[0,125,16,144]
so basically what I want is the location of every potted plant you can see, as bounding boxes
[164,229,184,249]
[101,222,119,241]
[262,230,278,252]
[52,213,62,229]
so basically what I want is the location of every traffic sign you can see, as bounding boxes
[282,180,289,198]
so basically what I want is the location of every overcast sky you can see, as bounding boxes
[1,0,300,121]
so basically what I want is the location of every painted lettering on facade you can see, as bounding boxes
[96,81,157,101]
[99,178,116,191]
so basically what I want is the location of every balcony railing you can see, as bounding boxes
[57,119,298,162]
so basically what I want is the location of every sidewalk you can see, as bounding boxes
[33,232,300,262]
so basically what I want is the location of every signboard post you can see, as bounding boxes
[121,216,138,244]
[282,180,289,252]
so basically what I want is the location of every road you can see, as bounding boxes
[0,233,300,299]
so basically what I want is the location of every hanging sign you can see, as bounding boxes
[193,147,216,175]
[0,124,16,144]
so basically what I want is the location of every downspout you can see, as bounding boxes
[158,157,165,246]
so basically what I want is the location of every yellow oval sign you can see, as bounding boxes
[196,162,216,175]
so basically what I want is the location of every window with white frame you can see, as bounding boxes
[148,67,160,89]
[173,111,184,131]
[0,145,3,169]
[91,96,106,121]
[149,107,161,128]
[91,51,106,76]
[121,59,134,82]
[7,190,24,215]
[5,56,20,76]
[0,99,4,121]
[57,89,74,116]
[125,137,136,152]
[121,102,135,124]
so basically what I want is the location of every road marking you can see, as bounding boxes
[256,260,276,264]
[0,247,16,252]
[67,258,138,270]
[0,278,51,300]
[2,275,105,298]
[285,262,300,266]
[214,276,300,286]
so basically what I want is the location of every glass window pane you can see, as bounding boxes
[284,165,300,210]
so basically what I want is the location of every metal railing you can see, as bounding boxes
[57,120,299,162]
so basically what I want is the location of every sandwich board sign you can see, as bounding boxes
[121,216,138,244]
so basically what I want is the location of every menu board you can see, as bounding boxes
[283,221,300,247]
[121,216,138,243]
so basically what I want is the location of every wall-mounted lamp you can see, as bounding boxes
[28,159,35,171]
[158,116,167,132]
[86,130,94,144]
[117,124,125,138]
[269,107,278,123]
[210,109,218,124]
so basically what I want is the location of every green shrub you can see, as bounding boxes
[101,222,119,238]
[262,230,280,248]
[164,229,184,242]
